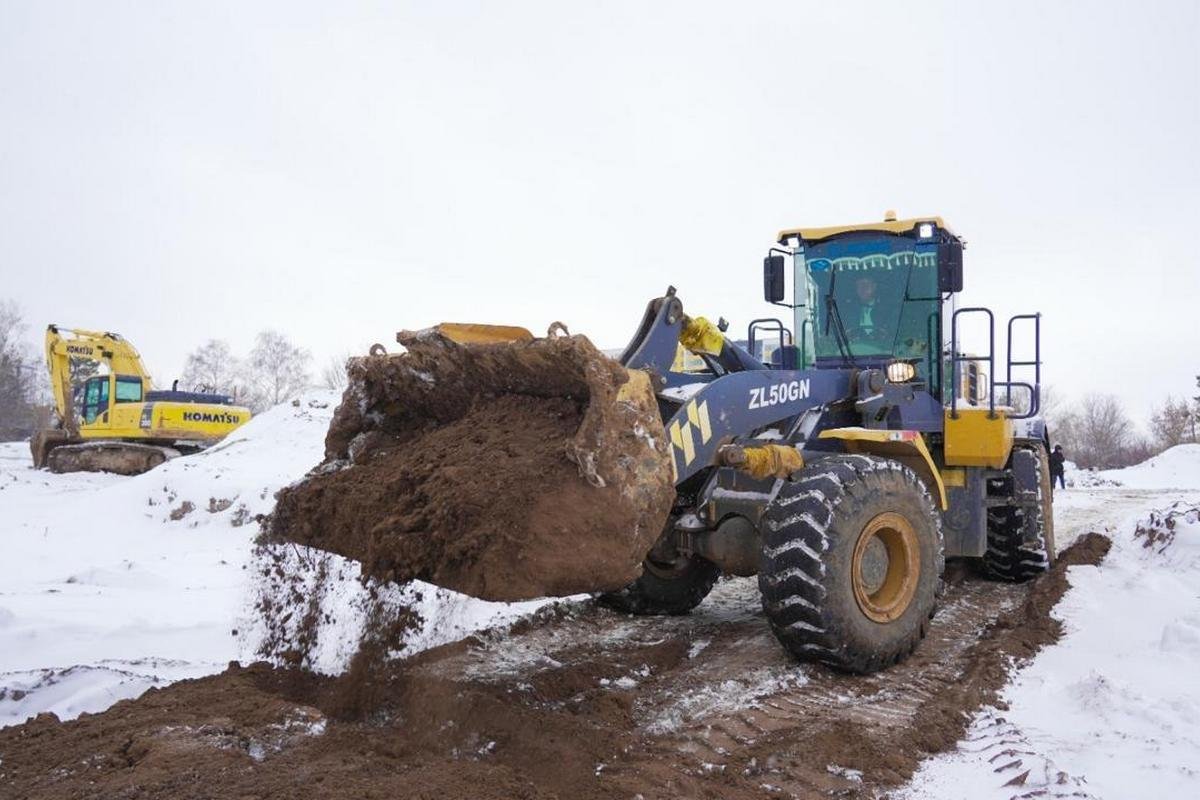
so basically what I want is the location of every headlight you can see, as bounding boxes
[886,361,916,383]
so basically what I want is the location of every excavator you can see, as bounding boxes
[274,212,1054,674]
[31,326,252,475]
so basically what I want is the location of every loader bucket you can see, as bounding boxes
[269,326,675,602]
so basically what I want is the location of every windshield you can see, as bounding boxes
[796,233,940,373]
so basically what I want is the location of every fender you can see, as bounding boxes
[817,427,948,510]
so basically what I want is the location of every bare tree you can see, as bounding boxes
[1049,406,1080,457]
[1065,393,1135,469]
[319,353,351,392]
[0,300,26,356]
[0,300,40,439]
[67,356,99,397]
[1037,384,1066,422]
[1123,434,1159,466]
[1193,374,1200,442]
[1036,385,1076,457]
[1149,396,1194,448]
[247,330,311,411]
[181,339,246,400]
[1008,382,1063,419]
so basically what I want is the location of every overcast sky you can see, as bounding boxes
[2,1,1197,424]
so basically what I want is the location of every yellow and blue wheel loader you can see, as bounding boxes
[599,214,1053,672]
[30,326,252,475]
[283,212,1054,674]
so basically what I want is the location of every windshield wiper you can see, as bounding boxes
[823,267,858,367]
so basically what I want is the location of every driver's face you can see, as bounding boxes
[856,276,876,303]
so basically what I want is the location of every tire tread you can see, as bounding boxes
[759,455,944,674]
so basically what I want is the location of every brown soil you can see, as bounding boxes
[269,331,674,602]
[0,533,1111,800]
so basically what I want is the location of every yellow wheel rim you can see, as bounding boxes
[851,512,919,623]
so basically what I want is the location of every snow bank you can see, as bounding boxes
[1098,443,1200,490]
[905,498,1200,797]
[1,392,561,727]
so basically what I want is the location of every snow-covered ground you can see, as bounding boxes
[905,447,1200,799]
[0,393,556,727]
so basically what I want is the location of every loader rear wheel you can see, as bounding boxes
[598,553,720,616]
[759,455,944,674]
[983,444,1056,581]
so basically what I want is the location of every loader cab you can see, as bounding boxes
[764,214,1042,428]
[767,215,962,402]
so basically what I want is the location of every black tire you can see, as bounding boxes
[759,454,944,674]
[598,555,720,615]
[983,444,1056,581]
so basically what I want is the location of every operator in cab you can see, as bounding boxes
[837,271,893,350]
[848,275,880,337]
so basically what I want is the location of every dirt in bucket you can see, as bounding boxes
[269,330,675,602]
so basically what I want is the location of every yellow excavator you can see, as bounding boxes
[31,325,252,475]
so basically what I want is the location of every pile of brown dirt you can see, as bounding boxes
[269,330,674,602]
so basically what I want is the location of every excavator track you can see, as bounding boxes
[44,441,180,476]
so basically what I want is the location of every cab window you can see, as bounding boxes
[81,377,110,423]
[115,376,143,403]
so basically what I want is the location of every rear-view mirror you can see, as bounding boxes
[763,254,786,303]
[938,241,964,293]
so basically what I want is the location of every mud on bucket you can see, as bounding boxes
[269,325,675,602]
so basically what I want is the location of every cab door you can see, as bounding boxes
[80,376,111,426]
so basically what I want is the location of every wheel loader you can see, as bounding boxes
[31,326,252,475]
[275,212,1053,674]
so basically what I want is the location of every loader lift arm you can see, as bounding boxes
[618,288,853,485]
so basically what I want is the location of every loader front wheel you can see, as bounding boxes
[759,455,944,674]
[599,553,720,616]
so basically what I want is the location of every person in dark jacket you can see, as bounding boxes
[1050,445,1066,490]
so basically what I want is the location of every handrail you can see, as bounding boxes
[950,307,996,419]
[926,312,939,401]
[798,318,813,370]
[747,318,793,363]
[993,381,1038,420]
[1005,313,1042,417]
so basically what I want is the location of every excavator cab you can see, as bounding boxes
[79,376,109,424]
[77,374,149,426]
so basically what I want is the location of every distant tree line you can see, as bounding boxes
[1044,380,1200,470]
[179,331,313,414]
